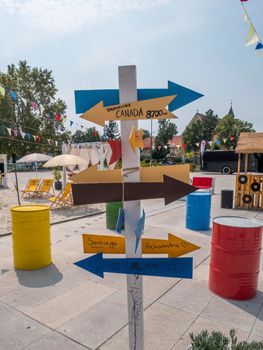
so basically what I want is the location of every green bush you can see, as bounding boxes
[189,329,263,350]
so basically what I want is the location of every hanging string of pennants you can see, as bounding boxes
[0,85,64,121]
[240,0,263,51]
[0,123,62,147]
[0,135,60,149]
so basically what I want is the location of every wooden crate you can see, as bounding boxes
[235,173,263,209]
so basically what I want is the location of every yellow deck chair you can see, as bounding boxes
[48,183,73,208]
[36,179,55,198]
[21,178,41,198]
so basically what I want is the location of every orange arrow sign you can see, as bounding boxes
[82,233,200,257]
[71,164,190,184]
[80,95,177,126]
[129,127,144,152]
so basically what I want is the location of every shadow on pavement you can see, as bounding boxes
[15,263,63,288]
[227,290,263,321]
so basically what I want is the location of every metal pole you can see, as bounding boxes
[119,65,144,350]
[150,119,153,166]
[62,143,67,189]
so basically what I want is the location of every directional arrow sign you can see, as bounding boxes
[74,253,193,278]
[129,127,144,153]
[75,81,203,114]
[71,164,190,184]
[80,95,177,126]
[72,175,197,206]
[82,233,200,257]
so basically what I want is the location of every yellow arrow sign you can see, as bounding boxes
[71,164,190,184]
[82,233,200,257]
[129,127,144,152]
[80,95,177,126]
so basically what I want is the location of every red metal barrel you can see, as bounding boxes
[209,216,262,300]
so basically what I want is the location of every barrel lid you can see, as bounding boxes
[11,205,50,212]
[188,192,211,196]
[213,216,263,228]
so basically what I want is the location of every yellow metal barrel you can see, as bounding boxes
[11,205,52,270]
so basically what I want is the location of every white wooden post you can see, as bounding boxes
[119,65,144,350]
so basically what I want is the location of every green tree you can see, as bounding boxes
[152,145,169,161]
[217,114,255,149]
[71,128,101,143]
[182,109,218,151]
[155,119,177,146]
[142,129,150,139]
[104,121,120,140]
[0,60,70,157]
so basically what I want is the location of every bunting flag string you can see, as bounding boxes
[0,135,61,149]
[241,1,262,51]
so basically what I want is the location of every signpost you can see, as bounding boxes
[73,65,203,350]
[74,80,203,114]
[82,233,200,257]
[71,163,191,184]
[129,127,144,153]
[75,253,193,279]
[80,95,177,126]
[71,175,197,205]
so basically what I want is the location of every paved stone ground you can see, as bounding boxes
[0,173,262,349]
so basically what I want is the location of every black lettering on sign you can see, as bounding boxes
[146,110,164,119]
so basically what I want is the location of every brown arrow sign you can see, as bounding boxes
[72,175,197,206]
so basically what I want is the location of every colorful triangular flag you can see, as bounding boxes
[9,91,17,101]
[115,208,125,234]
[6,127,11,136]
[69,120,74,127]
[0,85,5,97]
[256,42,263,50]
[134,209,145,253]
[246,33,259,46]
[39,104,44,115]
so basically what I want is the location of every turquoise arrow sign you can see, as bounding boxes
[75,81,203,114]
[74,253,193,279]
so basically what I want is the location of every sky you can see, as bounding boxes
[1,0,263,136]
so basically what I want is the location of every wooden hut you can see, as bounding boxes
[235,132,263,209]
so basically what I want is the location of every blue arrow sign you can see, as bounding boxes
[74,81,203,114]
[74,253,193,279]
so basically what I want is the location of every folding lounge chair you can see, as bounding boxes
[21,178,41,198]
[35,179,55,198]
[48,183,73,208]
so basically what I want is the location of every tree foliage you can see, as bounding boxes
[71,128,101,144]
[0,60,70,157]
[182,110,218,151]
[142,129,150,139]
[216,114,255,150]
[155,119,177,146]
[104,121,120,140]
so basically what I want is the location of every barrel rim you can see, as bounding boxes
[213,216,263,228]
[188,192,211,196]
[11,205,50,212]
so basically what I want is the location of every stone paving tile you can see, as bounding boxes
[57,290,131,349]
[200,294,262,333]
[158,263,214,315]
[23,331,88,350]
[0,300,21,325]
[25,280,116,328]
[0,314,50,350]
[57,290,153,350]
[0,265,87,312]
[100,302,196,350]
[171,315,250,350]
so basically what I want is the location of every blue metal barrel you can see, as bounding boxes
[186,192,211,230]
